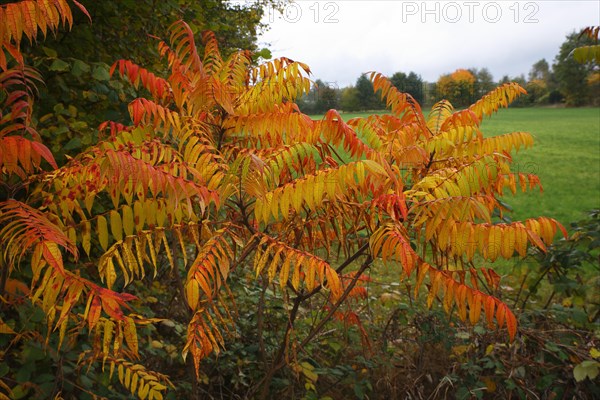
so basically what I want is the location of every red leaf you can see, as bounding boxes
[88,296,102,330]
[42,241,64,274]
[31,141,57,169]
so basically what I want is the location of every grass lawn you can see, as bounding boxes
[311,107,600,227]
[480,107,599,227]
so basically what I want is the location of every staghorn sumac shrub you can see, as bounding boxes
[0,9,568,398]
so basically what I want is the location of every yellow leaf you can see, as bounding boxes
[300,361,318,382]
[0,319,16,335]
[82,220,91,256]
[487,225,501,261]
[451,345,470,357]
[123,317,138,355]
[325,267,342,300]
[125,367,131,390]
[98,216,109,251]
[57,316,69,352]
[185,279,200,310]
[291,257,300,291]
[159,231,174,270]
[144,199,157,228]
[110,210,123,242]
[42,241,64,273]
[362,159,386,175]
[122,205,134,236]
[133,201,145,232]
[279,256,292,290]
[482,377,497,393]
[105,257,117,289]
[500,226,515,259]
[131,372,139,394]
[267,248,282,283]
[103,320,114,356]
[138,382,150,400]
[118,364,124,385]
[151,388,164,400]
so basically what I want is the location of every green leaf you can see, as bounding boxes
[255,47,272,60]
[54,126,70,136]
[71,60,90,77]
[92,65,111,81]
[42,46,57,58]
[0,362,9,377]
[11,384,30,400]
[63,137,82,151]
[49,59,70,72]
[574,360,600,382]
[82,90,99,102]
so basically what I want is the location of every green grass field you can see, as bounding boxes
[311,108,600,227]
[479,108,600,227]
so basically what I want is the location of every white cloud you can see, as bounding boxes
[258,0,600,86]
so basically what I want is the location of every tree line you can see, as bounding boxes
[298,31,599,114]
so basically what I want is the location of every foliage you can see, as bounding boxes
[553,31,597,106]
[285,210,600,399]
[436,68,476,107]
[513,209,600,320]
[297,79,339,115]
[469,67,496,100]
[23,0,279,167]
[528,59,551,82]
[389,71,424,104]
[340,86,360,112]
[0,5,571,399]
[523,59,562,106]
[354,73,385,110]
[570,26,600,64]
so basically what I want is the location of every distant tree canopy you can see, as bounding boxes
[355,74,385,110]
[315,80,340,113]
[274,26,597,116]
[529,59,551,82]
[340,86,360,112]
[296,79,339,114]
[389,71,424,104]
[436,69,476,107]
[470,67,496,99]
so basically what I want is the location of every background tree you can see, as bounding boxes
[389,71,424,104]
[525,58,560,105]
[436,68,476,107]
[529,59,551,82]
[498,74,530,106]
[569,26,600,106]
[355,73,384,110]
[470,67,496,99]
[314,79,340,113]
[296,79,340,114]
[553,32,597,106]
[340,86,360,111]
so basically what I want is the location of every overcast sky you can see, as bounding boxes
[256,1,600,87]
